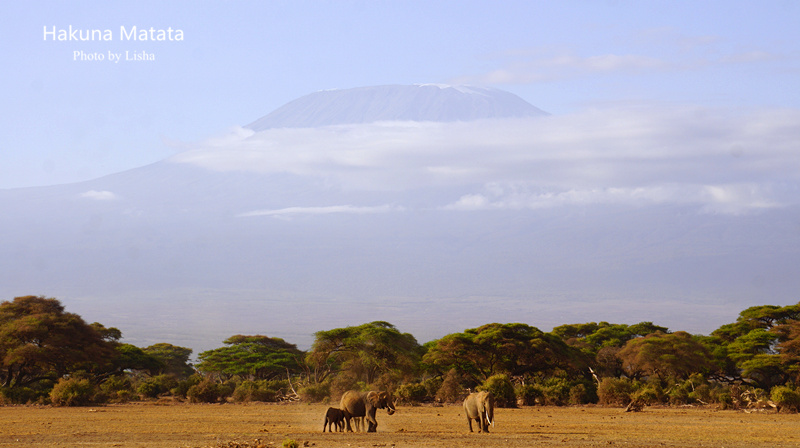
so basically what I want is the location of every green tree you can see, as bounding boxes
[306,321,421,386]
[616,331,713,383]
[143,343,194,378]
[424,323,581,386]
[0,296,116,392]
[710,303,800,389]
[552,321,669,356]
[109,343,164,376]
[196,335,302,380]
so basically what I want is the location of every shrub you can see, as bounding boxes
[232,379,287,402]
[422,377,442,399]
[597,377,635,406]
[1,384,51,405]
[50,378,96,406]
[394,382,428,404]
[479,374,516,408]
[569,383,597,405]
[187,379,224,403]
[172,374,202,398]
[299,382,331,402]
[771,386,800,413]
[539,377,571,406]
[632,385,662,405]
[515,384,543,406]
[137,374,179,398]
[282,439,300,448]
[100,375,134,403]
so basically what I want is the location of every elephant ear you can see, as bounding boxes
[367,391,381,407]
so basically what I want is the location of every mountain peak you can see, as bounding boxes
[245,84,548,131]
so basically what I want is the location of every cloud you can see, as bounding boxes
[238,204,404,218]
[172,105,800,214]
[443,183,784,215]
[79,190,119,201]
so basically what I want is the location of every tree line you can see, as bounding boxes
[2,295,800,412]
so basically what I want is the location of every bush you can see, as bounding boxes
[569,383,597,405]
[172,374,203,398]
[137,374,179,398]
[771,386,800,413]
[299,382,331,402]
[232,379,287,402]
[515,384,543,406]
[50,378,96,406]
[597,377,635,406]
[539,377,571,406]
[1,384,51,405]
[187,379,225,403]
[100,375,134,403]
[282,439,299,448]
[394,382,428,404]
[479,374,516,408]
[632,385,662,405]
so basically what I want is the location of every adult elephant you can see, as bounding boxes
[463,391,495,433]
[339,390,396,432]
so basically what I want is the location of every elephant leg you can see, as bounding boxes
[467,416,473,432]
[366,410,378,432]
[344,414,353,432]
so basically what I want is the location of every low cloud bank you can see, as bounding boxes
[172,105,800,214]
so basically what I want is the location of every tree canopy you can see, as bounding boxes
[196,335,302,380]
[423,322,583,385]
[0,296,116,389]
[306,321,421,385]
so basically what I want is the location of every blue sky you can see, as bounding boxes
[1,0,798,189]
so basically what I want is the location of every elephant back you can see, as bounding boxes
[340,390,367,417]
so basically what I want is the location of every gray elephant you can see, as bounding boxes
[339,390,396,432]
[323,407,344,432]
[463,391,495,433]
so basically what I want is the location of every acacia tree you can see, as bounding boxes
[423,323,582,386]
[710,303,800,389]
[306,321,421,386]
[0,296,117,392]
[616,331,713,383]
[196,335,302,381]
[143,343,194,378]
[552,322,669,378]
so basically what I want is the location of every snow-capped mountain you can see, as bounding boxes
[246,84,548,130]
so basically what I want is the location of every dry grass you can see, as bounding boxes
[2,402,799,447]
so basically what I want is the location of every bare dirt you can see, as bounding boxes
[2,401,799,448]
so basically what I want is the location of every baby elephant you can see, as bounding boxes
[323,407,345,432]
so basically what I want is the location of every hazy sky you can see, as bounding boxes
[2,1,798,189]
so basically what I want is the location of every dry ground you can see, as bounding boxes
[1,402,799,448]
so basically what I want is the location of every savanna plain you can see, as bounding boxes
[2,402,798,448]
